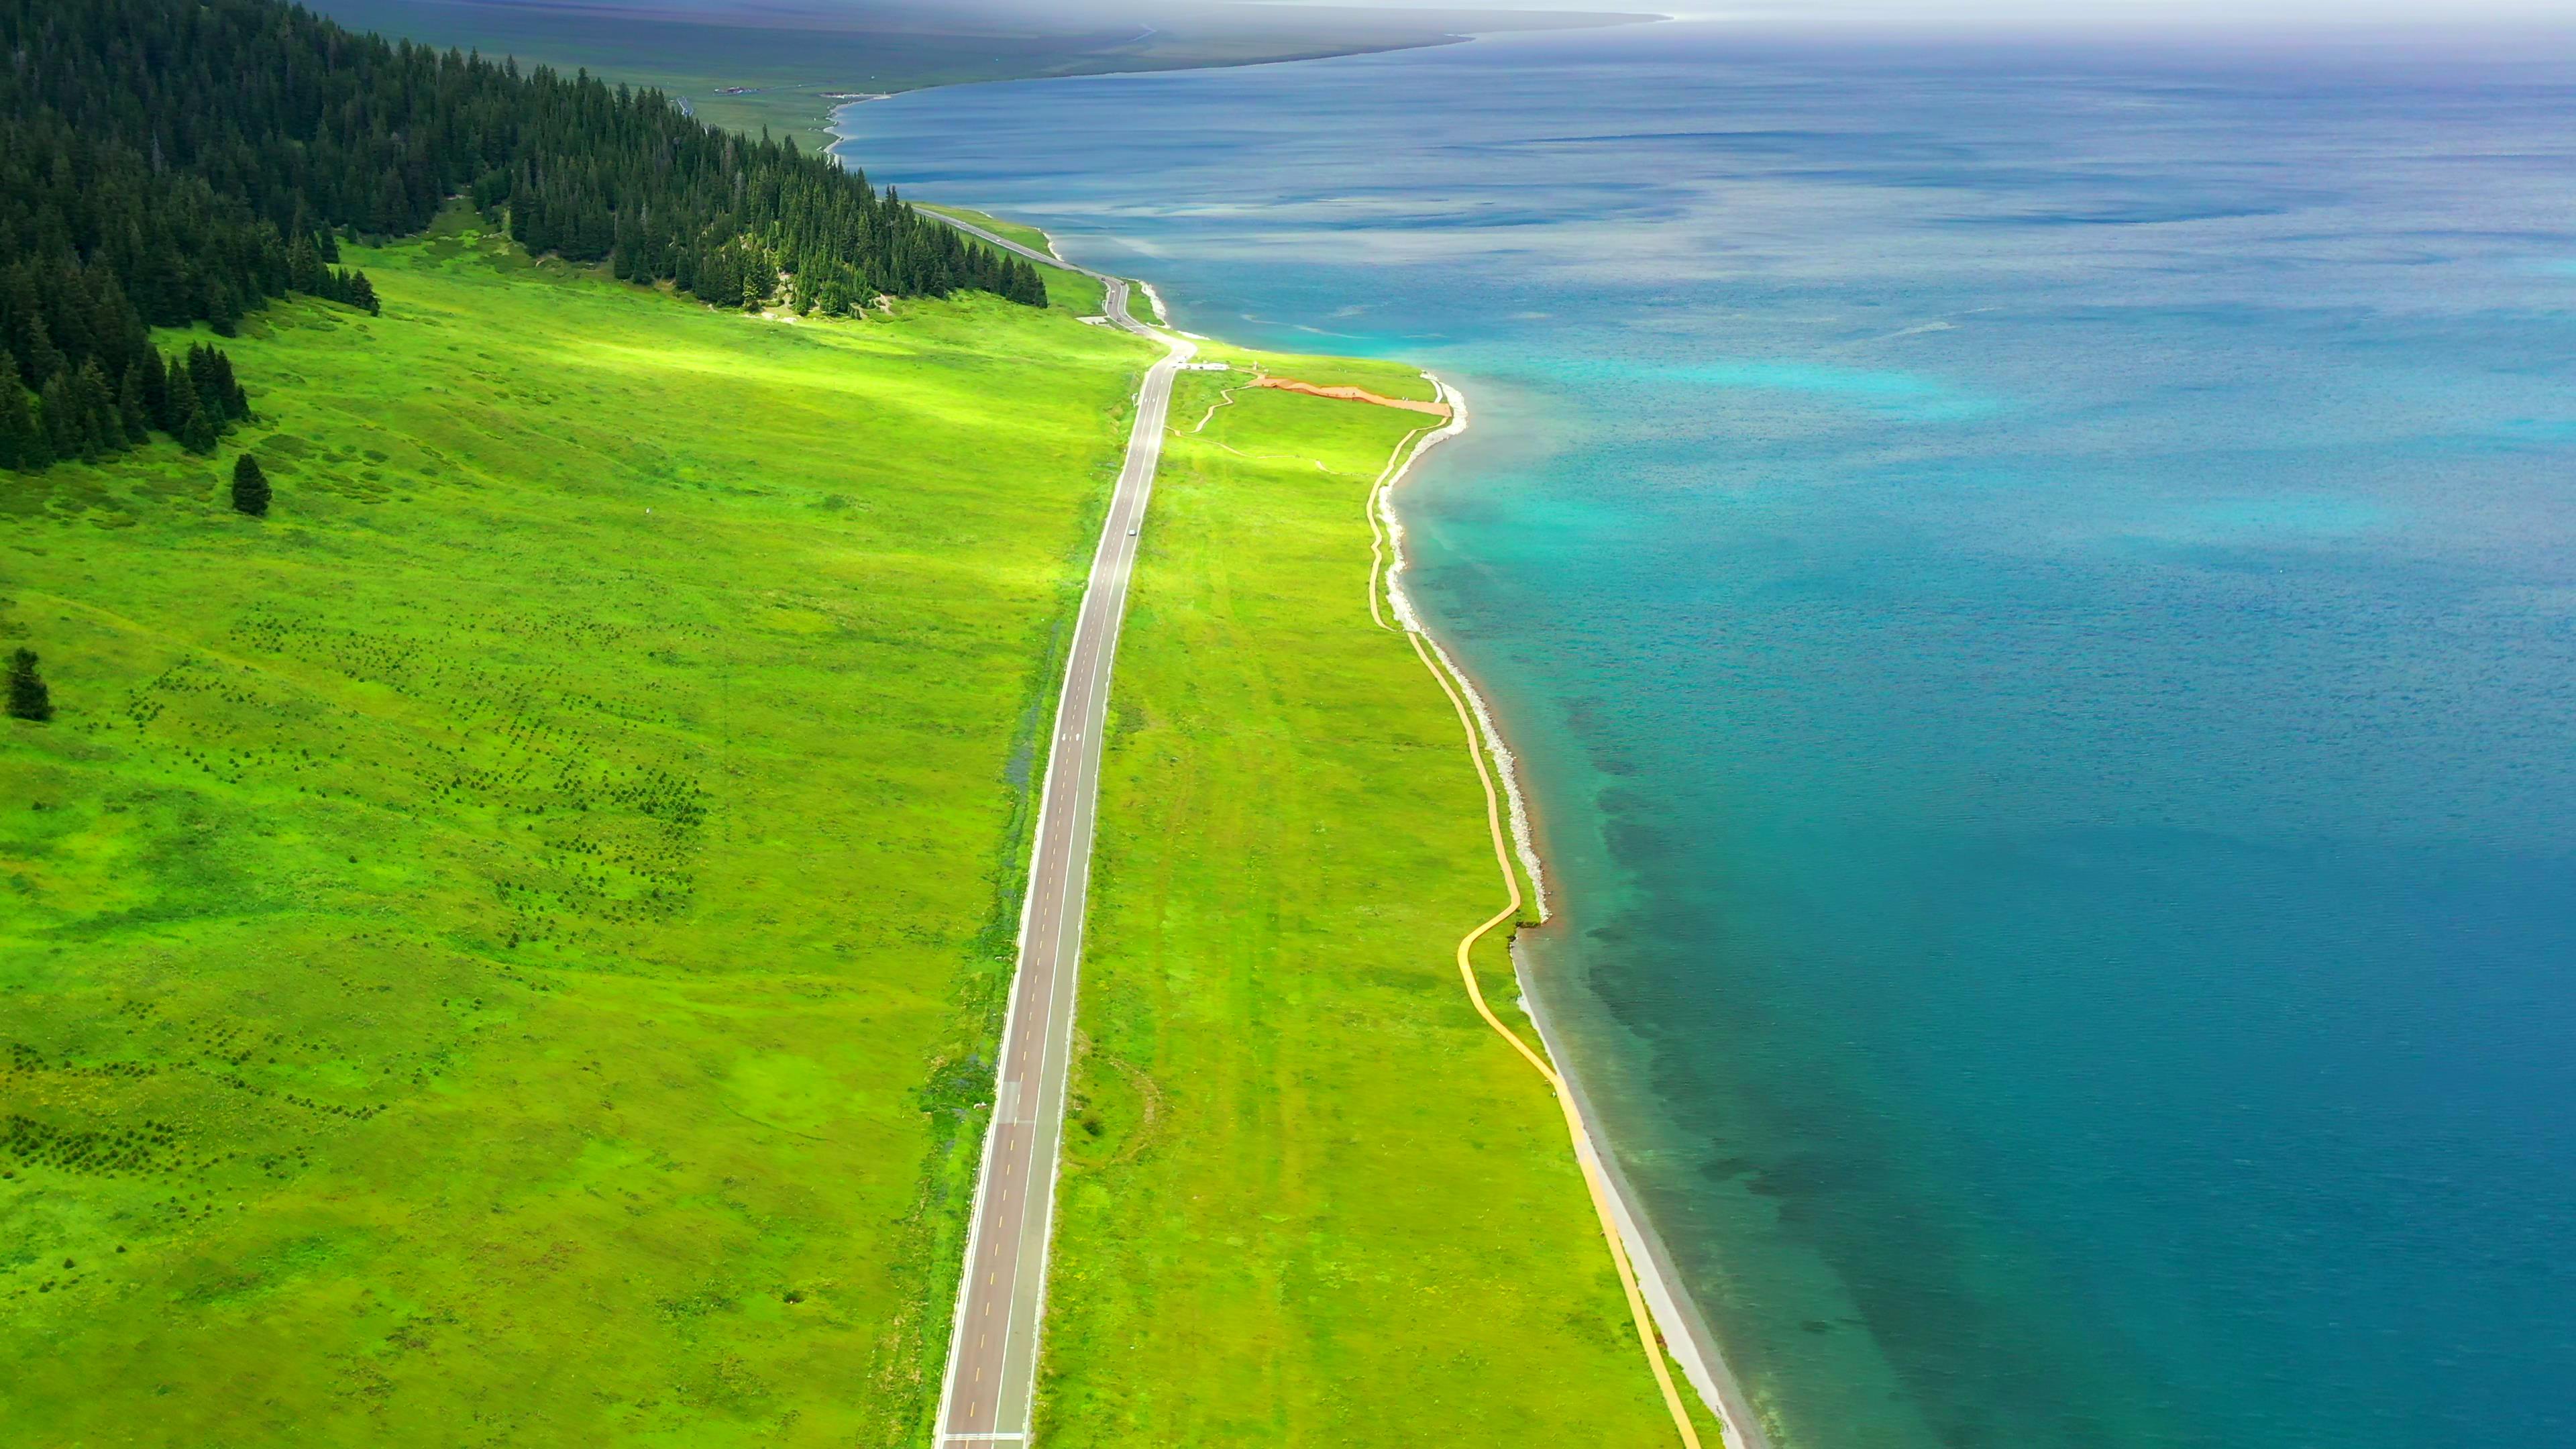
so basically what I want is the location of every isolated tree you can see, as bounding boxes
[231,453,271,517]
[6,649,51,722]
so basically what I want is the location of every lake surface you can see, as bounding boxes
[835,25,2576,1448]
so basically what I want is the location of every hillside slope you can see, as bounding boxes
[0,212,1146,1446]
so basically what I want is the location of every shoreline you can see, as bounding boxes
[1371,377,1550,920]
[888,173,1760,1442]
[1518,967,1775,1449]
[1377,373,1769,1449]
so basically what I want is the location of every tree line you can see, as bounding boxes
[0,338,250,471]
[2,0,1047,472]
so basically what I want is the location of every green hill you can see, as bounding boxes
[4,1,1715,1444]
[1,210,1142,1445]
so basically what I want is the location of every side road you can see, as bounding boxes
[929,215,1191,1447]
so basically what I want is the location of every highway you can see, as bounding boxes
[928,213,1191,1447]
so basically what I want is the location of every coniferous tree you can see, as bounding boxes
[0,0,1044,475]
[137,350,170,429]
[6,649,51,722]
[72,361,119,456]
[231,453,270,517]
[186,346,233,425]
[15,315,64,394]
[176,388,217,455]
[288,235,325,294]
[40,371,81,460]
[209,350,249,420]
[0,348,42,472]
[117,361,152,443]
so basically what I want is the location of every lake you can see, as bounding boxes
[836,25,2576,1447]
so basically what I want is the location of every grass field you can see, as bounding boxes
[915,205,1060,262]
[2,198,1717,1444]
[1031,345,1711,1444]
[0,210,1157,1446]
[912,205,1117,321]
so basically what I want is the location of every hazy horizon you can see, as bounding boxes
[414,0,2576,36]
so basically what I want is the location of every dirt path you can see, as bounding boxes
[1361,421,1705,1449]
[1256,376,1454,417]
[1405,627,1705,1449]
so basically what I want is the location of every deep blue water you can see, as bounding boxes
[836,26,2576,1448]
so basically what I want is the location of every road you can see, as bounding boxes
[922,209,1072,272]
[928,213,1191,1447]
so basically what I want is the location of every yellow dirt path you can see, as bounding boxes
[1407,628,1705,1449]
[1358,419,1706,1448]
[1258,375,1456,417]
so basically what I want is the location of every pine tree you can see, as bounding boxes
[0,0,1047,475]
[72,360,119,458]
[17,314,65,392]
[6,649,51,723]
[117,360,152,443]
[40,371,84,460]
[138,350,172,433]
[186,345,227,425]
[288,233,325,294]
[206,349,250,419]
[0,348,40,472]
[207,280,242,337]
[231,453,270,517]
[176,386,216,455]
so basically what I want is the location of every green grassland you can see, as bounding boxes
[1032,344,1699,1444]
[2,193,1713,1444]
[912,205,1118,321]
[914,205,1060,262]
[0,210,1158,1446]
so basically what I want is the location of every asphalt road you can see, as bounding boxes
[930,216,1191,1446]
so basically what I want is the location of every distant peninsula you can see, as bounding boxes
[312,0,1666,136]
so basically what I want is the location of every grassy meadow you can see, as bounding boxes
[1033,346,1703,1444]
[912,206,1114,323]
[0,210,1155,1445]
[2,195,1713,1446]
[915,205,1061,262]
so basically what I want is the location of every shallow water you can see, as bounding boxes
[837,27,2576,1448]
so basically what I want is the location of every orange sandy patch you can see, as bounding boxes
[1252,376,1452,417]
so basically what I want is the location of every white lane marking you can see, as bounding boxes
[934,270,1185,1445]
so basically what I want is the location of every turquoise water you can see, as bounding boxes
[837,27,2576,1448]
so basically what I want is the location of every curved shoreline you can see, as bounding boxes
[1370,377,1550,920]
[893,174,1763,1444]
[1377,373,1772,1449]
